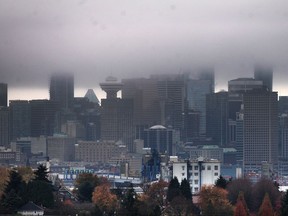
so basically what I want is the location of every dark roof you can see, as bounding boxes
[18,201,44,212]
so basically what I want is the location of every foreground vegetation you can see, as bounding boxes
[1,166,288,215]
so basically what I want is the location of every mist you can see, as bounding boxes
[1,0,288,100]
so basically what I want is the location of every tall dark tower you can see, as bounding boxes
[0,83,8,107]
[254,65,273,91]
[100,76,134,151]
[49,73,74,110]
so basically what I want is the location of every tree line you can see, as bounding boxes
[2,166,288,215]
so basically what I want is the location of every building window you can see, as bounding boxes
[182,166,185,171]
[194,180,198,184]
[194,187,199,192]
[214,172,218,176]
[182,173,185,176]
[194,172,198,176]
[207,165,211,170]
[194,165,198,170]
[202,165,205,170]
[214,165,218,170]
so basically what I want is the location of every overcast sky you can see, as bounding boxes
[1,0,288,100]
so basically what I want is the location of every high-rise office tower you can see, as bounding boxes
[254,65,273,91]
[279,114,288,160]
[143,125,177,156]
[100,76,134,151]
[187,79,213,135]
[186,69,214,135]
[122,77,161,130]
[122,74,186,140]
[30,100,59,137]
[206,91,229,147]
[49,73,74,110]
[0,107,9,147]
[9,100,31,141]
[156,76,185,131]
[279,96,288,114]
[0,83,7,107]
[241,89,278,172]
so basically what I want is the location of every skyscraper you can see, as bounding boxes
[100,76,134,151]
[0,107,9,147]
[0,83,8,107]
[206,91,229,147]
[241,89,278,172]
[254,65,273,91]
[30,100,59,137]
[9,100,31,141]
[49,73,74,110]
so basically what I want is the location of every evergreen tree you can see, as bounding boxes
[215,175,228,189]
[120,183,138,216]
[34,164,50,183]
[4,169,24,194]
[258,193,274,216]
[281,190,288,216]
[167,177,180,202]
[180,178,192,201]
[0,169,25,213]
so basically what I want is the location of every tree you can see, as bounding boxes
[34,164,50,183]
[215,175,229,189]
[234,191,249,216]
[199,185,234,216]
[119,184,138,216]
[16,166,34,183]
[0,167,9,197]
[258,193,274,216]
[167,177,181,202]
[280,190,288,216]
[180,178,192,201]
[0,169,25,213]
[24,180,54,208]
[252,178,281,212]
[74,173,104,201]
[145,179,168,210]
[92,183,118,215]
[227,178,253,210]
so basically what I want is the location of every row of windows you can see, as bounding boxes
[192,165,218,170]
[191,172,219,177]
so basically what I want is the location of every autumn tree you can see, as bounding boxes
[227,178,253,210]
[258,193,274,216]
[92,183,117,215]
[252,178,281,212]
[0,167,9,197]
[199,185,234,216]
[145,179,168,211]
[234,191,249,216]
[16,166,34,183]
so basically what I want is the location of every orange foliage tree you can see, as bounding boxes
[199,185,234,216]
[258,193,274,216]
[234,191,249,216]
[0,167,9,197]
[92,183,118,215]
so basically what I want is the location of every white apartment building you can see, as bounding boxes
[172,157,220,194]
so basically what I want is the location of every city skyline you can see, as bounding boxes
[1,0,288,101]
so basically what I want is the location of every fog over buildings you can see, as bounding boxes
[0,0,288,100]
